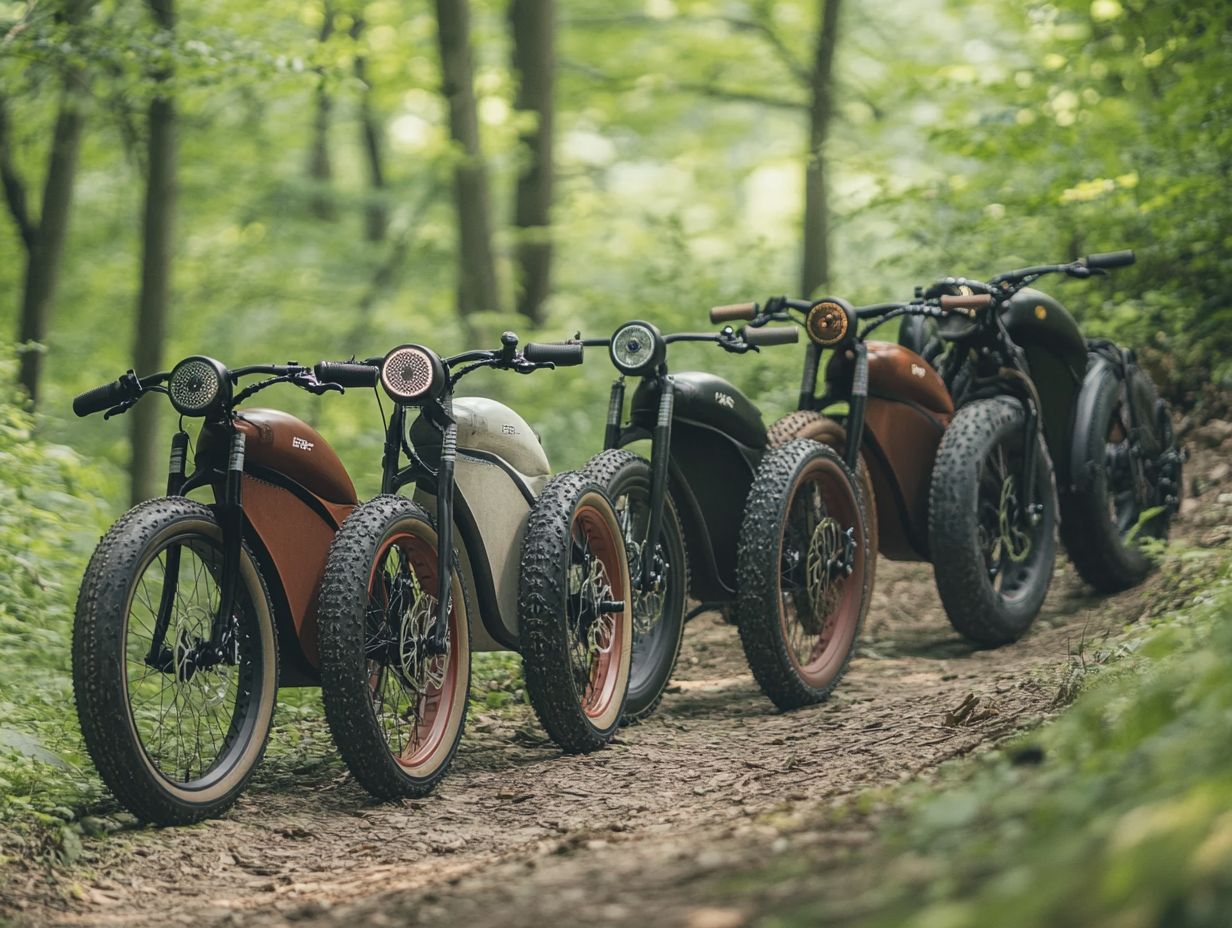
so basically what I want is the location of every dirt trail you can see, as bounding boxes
[5,444,1228,928]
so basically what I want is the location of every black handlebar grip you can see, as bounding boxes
[524,341,584,366]
[314,360,378,388]
[73,381,128,417]
[709,302,758,323]
[743,325,799,347]
[1085,250,1135,269]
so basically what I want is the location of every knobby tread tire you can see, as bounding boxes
[519,473,629,754]
[72,497,278,825]
[928,398,1057,646]
[735,440,872,710]
[1058,371,1159,593]
[581,449,688,724]
[766,410,880,575]
[317,494,471,800]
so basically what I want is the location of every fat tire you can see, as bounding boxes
[928,398,1057,646]
[766,410,879,572]
[581,450,687,723]
[735,440,872,710]
[519,473,632,753]
[72,497,278,825]
[1059,370,1166,592]
[317,494,471,799]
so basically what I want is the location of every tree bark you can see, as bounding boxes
[308,4,336,221]
[129,0,177,504]
[434,0,501,315]
[509,0,555,324]
[351,16,388,242]
[800,0,842,298]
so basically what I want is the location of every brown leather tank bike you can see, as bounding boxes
[72,359,358,824]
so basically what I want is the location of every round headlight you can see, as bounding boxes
[609,322,663,376]
[805,300,855,348]
[380,344,444,403]
[168,356,229,417]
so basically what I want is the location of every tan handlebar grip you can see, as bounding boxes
[709,302,758,323]
[939,294,995,311]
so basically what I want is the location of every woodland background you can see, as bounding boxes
[1,0,1231,922]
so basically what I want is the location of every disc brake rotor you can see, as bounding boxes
[619,504,667,637]
[997,476,1032,563]
[396,587,447,699]
[803,516,844,631]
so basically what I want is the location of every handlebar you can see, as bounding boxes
[523,341,584,366]
[74,379,137,417]
[314,360,379,389]
[743,325,799,347]
[709,302,758,323]
[939,293,995,312]
[1085,250,1135,270]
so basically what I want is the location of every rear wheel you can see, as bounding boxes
[1060,367,1181,592]
[520,474,632,753]
[318,495,470,799]
[73,498,278,825]
[735,440,872,710]
[929,398,1057,646]
[582,450,687,723]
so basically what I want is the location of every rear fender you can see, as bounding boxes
[1068,354,1118,494]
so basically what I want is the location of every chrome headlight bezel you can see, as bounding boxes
[609,321,664,376]
[380,344,445,404]
[168,356,230,418]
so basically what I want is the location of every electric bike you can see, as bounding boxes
[312,333,632,799]
[72,359,355,824]
[904,251,1184,598]
[580,318,872,714]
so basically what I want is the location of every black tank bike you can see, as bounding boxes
[579,317,873,715]
[901,251,1184,608]
[312,333,632,800]
[72,359,355,824]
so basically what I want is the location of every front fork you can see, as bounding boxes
[146,428,246,672]
[429,396,456,655]
[643,379,675,590]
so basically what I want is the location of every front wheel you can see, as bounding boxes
[318,495,471,800]
[519,474,633,753]
[735,440,872,710]
[582,450,687,723]
[929,398,1057,646]
[72,498,278,825]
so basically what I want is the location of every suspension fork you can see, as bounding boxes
[428,395,456,655]
[380,405,406,494]
[999,367,1043,524]
[144,430,191,667]
[844,343,869,473]
[208,429,248,659]
[603,378,626,450]
[799,342,822,411]
[642,377,675,589]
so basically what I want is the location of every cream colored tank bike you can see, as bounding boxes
[312,334,632,799]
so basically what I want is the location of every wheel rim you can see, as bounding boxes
[975,439,1046,601]
[777,459,865,685]
[567,503,628,719]
[613,486,678,696]
[123,533,262,791]
[364,532,461,773]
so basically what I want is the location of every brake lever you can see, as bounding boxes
[717,326,757,354]
[103,399,138,420]
[292,371,345,395]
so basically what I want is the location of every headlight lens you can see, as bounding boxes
[168,357,227,417]
[381,345,439,402]
[805,301,853,348]
[610,322,661,375]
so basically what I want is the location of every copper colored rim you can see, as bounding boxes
[777,458,865,686]
[367,532,462,773]
[572,502,628,720]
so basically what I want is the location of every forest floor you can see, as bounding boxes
[3,440,1230,928]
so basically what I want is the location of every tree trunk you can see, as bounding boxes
[434,0,501,315]
[509,0,555,324]
[800,0,842,298]
[130,0,178,504]
[308,4,336,221]
[351,17,388,242]
[15,84,86,407]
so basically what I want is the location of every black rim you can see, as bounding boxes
[124,533,261,790]
[974,438,1047,603]
[613,484,680,697]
